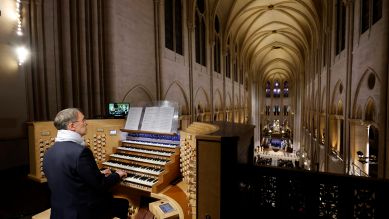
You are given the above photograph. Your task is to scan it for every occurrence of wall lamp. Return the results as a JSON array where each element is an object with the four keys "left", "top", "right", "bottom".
[
  {"left": 356, "top": 151, "right": 377, "bottom": 164},
  {"left": 16, "top": 46, "right": 28, "bottom": 65},
  {"left": 15, "top": 0, "right": 29, "bottom": 65},
  {"left": 16, "top": 0, "right": 23, "bottom": 35}
]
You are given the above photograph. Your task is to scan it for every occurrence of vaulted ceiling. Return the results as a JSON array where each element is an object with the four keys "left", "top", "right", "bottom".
[{"left": 212, "top": 0, "right": 321, "bottom": 86}]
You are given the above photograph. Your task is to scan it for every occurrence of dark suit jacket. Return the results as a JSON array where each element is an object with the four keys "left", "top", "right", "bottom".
[{"left": 43, "top": 141, "right": 121, "bottom": 219}]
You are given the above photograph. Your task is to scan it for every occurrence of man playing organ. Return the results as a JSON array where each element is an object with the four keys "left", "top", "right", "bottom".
[{"left": 43, "top": 108, "right": 129, "bottom": 219}]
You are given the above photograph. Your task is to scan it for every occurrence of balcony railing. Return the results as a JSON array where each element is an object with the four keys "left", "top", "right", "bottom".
[{"left": 235, "top": 164, "right": 389, "bottom": 218}]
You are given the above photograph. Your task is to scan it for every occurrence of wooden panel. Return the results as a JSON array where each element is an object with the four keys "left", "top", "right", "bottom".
[
  {"left": 27, "top": 119, "right": 125, "bottom": 182},
  {"left": 84, "top": 119, "right": 125, "bottom": 165},
  {"left": 197, "top": 139, "right": 221, "bottom": 219},
  {"left": 27, "top": 121, "right": 57, "bottom": 182}
]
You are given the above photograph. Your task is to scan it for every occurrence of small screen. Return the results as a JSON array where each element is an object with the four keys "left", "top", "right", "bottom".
[
  {"left": 107, "top": 103, "right": 129, "bottom": 118},
  {"left": 159, "top": 203, "right": 174, "bottom": 213}
]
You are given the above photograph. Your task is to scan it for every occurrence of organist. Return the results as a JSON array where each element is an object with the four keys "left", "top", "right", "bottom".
[{"left": 43, "top": 108, "right": 130, "bottom": 219}]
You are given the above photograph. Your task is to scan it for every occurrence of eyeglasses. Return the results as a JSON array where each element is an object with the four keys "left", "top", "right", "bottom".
[{"left": 73, "top": 118, "right": 86, "bottom": 124}]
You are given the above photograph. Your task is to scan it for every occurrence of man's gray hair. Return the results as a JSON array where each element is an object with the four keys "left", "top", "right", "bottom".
[{"left": 53, "top": 108, "right": 81, "bottom": 130}]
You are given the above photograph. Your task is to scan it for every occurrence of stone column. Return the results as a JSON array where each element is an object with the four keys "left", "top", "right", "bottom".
[
  {"left": 187, "top": 21, "right": 195, "bottom": 122},
  {"left": 153, "top": 0, "right": 161, "bottom": 100},
  {"left": 344, "top": 0, "right": 354, "bottom": 174}
]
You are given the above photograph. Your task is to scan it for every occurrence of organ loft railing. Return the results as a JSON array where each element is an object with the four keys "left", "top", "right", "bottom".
[{"left": 236, "top": 164, "right": 389, "bottom": 219}]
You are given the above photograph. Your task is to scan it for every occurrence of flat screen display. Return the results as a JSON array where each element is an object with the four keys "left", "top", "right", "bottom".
[
  {"left": 159, "top": 203, "right": 174, "bottom": 213},
  {"left": 107, "top": 102, "right": 130, "bottom": 118}
]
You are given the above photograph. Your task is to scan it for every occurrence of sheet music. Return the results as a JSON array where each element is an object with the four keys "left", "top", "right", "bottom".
[
  {"left": 141, "top": 107, "right": 159, "bottom": 132},
  {"left": 155, "top": 107, "right": 174, "bottom": 133},
  {"left": 124, "top": 107, "right": 143, "bottom": 130},
  {"left": 141, "top": 106, "right": 174, "bottom": 133}
]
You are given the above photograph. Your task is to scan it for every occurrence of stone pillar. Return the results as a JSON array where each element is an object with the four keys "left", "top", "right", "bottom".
[
  {"left": 153, "top": 0, "right": 161, "bottom": 100},
  {"left": 343, "top": 0, "right": 354, "bottom": 174},
  {"left": 187, "top": 21, "right": 195, "bottom": 122}
]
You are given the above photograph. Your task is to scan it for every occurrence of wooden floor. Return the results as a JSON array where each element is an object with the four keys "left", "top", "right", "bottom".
[{"left": 0, "top": 165, "right": 50, "bottom": 219}]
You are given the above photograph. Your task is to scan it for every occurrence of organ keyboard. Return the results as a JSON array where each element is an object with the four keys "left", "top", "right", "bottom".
[{"left": 101, "top": 131, "right": 181, "bottom": 193}]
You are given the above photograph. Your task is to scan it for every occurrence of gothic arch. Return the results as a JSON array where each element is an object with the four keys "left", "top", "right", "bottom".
[
  {"left": 315, "top": 89, "right": 320, "bottom": 111},
  {"left": 331, "top": 80, "right": 343, "bottom": 115},
  {"left": 321, "top": 86, "right": 326, "bottom": 113},
  {"left": 122, "top": 84, "right": 153, "bottom": 103},
  {"left": 194, "top": 86, "right": 210, "bottom": 112},
  {"left": 163, "top": 81, "right": 190, "bottom": 115},
  {"left": 364, "top": 97, "right": 376, "bottom": 123},
  {"left": 235, "top": 94, "right": 240, "bottom": 109},
  {"left": 226, "top": 92, "right": 232, "bottom": 110},
  {"left": 352, "top": 68, "right": 381, "bottom": 118},
  {"left": 337, "top": 100, "right": 343, "bottom": 116},
  {"left": 213, "top": 89, "right": 223, "bottom": 111},
  {"left": 355, "top": 105, "right": 362, "bottom": 120}
]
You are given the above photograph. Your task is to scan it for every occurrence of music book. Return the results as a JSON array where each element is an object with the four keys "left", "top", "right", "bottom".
[
  {"left": 141, "top": 106, "right": 174, "bottom": 133},
  {"left": 124, "top": 107, "right": 143, "bottom": 130},
  {"left": 124, "top": 105, "right": 176, "bottom": 133}
]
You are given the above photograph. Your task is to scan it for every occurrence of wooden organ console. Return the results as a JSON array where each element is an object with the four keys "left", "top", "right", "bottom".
[
  {"left": 180, "top": 122, "right": 255, "bottom": 219},
  {"left": 28, "top": 119, "right": 185, "bottom": 218},
  {"left": 28, "top": 118, "right": 254, "bottom": 219}
]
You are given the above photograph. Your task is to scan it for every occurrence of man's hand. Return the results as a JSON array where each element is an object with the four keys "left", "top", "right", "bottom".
[
  {"left": 116, "top": 169, "right": 127, "bottom": 178},
  {"left": 101, "top": 168, "right": 112, "bottom": 177}
]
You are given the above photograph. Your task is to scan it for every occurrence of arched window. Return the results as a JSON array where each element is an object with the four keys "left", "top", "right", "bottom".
[
  {"left": 265, "top": 105, "right": 270, "bottom": 115},
  {"left": 372, "top": 0, "right": 382, "bottom": 24},
  {"left": 283, "top": 81, "right": 289, "bottom": 97},
  {"left": 361, "top": 0, "right": 370, "bottom": 32},
  {"left": 361, "top": 0, "right": 381, "bottom": 34},
  {"left": 225, "top": 48, "right": 231, "bottom": 78},
  {"left": 213, "top": 15, "right": 221, "bottom": 73},
  {"left": 273, "top": 80, "right": 281, "bottom": 98},
  {"left": 233, "top": 45, "right": 238, "bottom": 82},
  {"left": 273, "top": 105, "right": 280, "bottom": 116},
  {"left": 265, "top": 81, "right": 271, "bottom": 97},
  {"left": 335, "top": 0, "right": 346, "bottom": 54},
  {"left": 284, "top": 105, "right": 289, "bottom": 116},
  {"left": 164, "top": 0, "right": 183, "bottom": 55},
  {"left": 240, "top": 67, "right": 244, "bottom": 85},
  {"left": 195, "top": 0, "right": 206, "bottom": 66}
]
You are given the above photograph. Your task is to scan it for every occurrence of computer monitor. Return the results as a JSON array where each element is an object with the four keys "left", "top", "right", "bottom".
[{"left": 107, "top": 102, "right": 130, "bottom": 118}]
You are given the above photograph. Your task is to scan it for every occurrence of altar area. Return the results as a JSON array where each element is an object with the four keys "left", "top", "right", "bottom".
[{"left": 255, "top": 119, "right": 298, "bottom": 168}]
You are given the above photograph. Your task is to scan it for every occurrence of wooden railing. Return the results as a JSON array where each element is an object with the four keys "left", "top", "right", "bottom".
[{"left": 234, "top": 164, "right": 389, "bottom": 218}]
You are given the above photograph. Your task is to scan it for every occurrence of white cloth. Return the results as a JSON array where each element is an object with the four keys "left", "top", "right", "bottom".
[{"left": 55, "top": 130, "right": 85, "bottom": 146}]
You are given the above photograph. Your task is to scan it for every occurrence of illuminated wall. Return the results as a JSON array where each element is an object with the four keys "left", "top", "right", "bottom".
[{"left": 0, "top": 0, "right": 29, "bottom": 169}]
